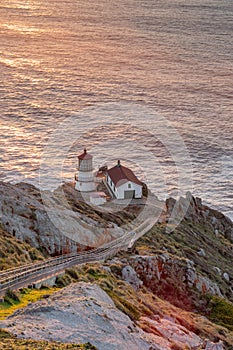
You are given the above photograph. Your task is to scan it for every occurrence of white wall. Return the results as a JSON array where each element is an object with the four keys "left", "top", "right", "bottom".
[
  {"left": 78, "top": 170, "right": 95, "bottom": 182},
  {"left": 75, "top": 181, "right": 96, "bottom": 192},
  {"left": 75, "top": 170, "right": 96, "bottom": 192},
  {"left": 106, "top": 175, "right": 142, "bottom": 199},
  {"left": 107, "top": 174, "right": 116, "bottom": 196},
  {"left": 117, "top": 182, "right": 142, "bottom": 199}
]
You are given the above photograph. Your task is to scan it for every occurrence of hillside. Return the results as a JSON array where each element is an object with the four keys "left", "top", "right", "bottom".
[
  {"left": 0, "top": 183, "right": 232, "bottom": 349},
  {"left": 0, "top": 226, "right": 44, "bottom": 270},
  {"left": 133, "top": 219, "right": 233, "bottom": 308},
  {"left": 0, "top": 181, "right": 142, "bottom": 255}
]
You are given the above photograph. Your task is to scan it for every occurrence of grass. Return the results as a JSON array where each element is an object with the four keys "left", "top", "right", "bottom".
[
  {"left": 0, "top": 227, "right": 44, "bottom": 270},
  {"left": 206, "top": 296, "right": 233, "bottom": 331},
  {"left": 0, "top": 287, "right": 59, "bottom": 320},
  {"left": 0, "top": 329, "right": 97, "bottom": 349},
  {"left": 71, "top": 263, "right": 233, "bottom": 347},
  {"left": 134, "top": 220, "right": 233, "bottom": 304},
  {"left": 0, "top": 209, "right": 232, "bottom": 348},
  {"left": 0, "top": 263, "right": 232, "bottom": 348}
]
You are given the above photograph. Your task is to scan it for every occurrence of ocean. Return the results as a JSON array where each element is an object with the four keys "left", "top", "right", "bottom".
[{"left": 0, "top": 0, "right": 232, "bottom": 219}]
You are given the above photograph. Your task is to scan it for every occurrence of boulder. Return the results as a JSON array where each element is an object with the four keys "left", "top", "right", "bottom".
[
  {"left": 203, "top": 339, "right": 224, "bottom": 350},
  {"left": 223, "top": 272, "right": 230, "bottom": 283},
  {"left": 198, "top": 248, "right": 206, "bottom": 257},
  {"left": 139, "top": 316, "right": 202, "bottom": 349},
  {"left": 213, "top": 267, "right": 222, "bottom": 275},
  {"left": 122, "top": 265, "right": 143, "bottom": 290},
  {"left": 0, "top": 283, "right": 166, "bottom": 350}
]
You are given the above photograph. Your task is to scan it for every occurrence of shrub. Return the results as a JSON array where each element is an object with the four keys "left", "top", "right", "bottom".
[
  {"left": 99, "top": 278, "right": 113, "bottom": 291},
  {"left": 0, "top": 329, "right": 12, "bottom": 339},
  {"left": 55, "top": 275, "right": 72, "bottom": 287},
  {"left": 207, "top": 295, "right": 233, "bottom": 331},
  {"left": 4, "top": 289, "right": 20, "bottom": 304},
  {"left": 66, "top": 268, "right": 79, "bottom": 280}
]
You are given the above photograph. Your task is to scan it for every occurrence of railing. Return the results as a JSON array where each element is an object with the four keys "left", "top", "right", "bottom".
[{"left": 0, "top": 220, "right": 153, "bottom": 296}]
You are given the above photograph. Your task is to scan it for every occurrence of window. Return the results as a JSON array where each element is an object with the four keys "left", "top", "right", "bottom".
[{"left": 128, "top": 183, "right": 131, "bottom": 188}]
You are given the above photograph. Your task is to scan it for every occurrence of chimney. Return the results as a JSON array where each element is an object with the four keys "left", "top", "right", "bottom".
[{"left": 117, "top": 160, "right": 121, "bottom": 167}]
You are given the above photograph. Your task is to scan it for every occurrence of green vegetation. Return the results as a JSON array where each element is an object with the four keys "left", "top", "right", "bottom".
[
  {"left": 0, "top": 259, "right": 232, "bottom": 348},
  {"left": 0, "top": 329, "right": 97, "bottom": 349},
  {"left": 0, "top": 287, "right": 59, "bottom": 320},
  {"left": 3, "top": 288, "right": 20, "bottom": 305},
  {"left": 60, "top": 265, "right": 144, "bottom": 321},
  {"left": 206, "top": 296, "right": 233, "bottom": 331},
  {"left": 0, "top": 197, "right": 233, "bottom": 349},
  {"left": 135, "top": 220, "right": 233, "bottom": 303},
  {"left": 57, "top": 263, "right": 233, "bottom": 348},
  {"left": 55, "top": 273, "right": 73, "bottom": 287},
  {"left": 0, "top": 227, "right": 44, "bottom": 270}
]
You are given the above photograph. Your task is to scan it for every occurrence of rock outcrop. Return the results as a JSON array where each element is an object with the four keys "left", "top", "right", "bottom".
[
  {"left": 166, "top": 192, "right": 233, "bottom": 243},
  {"left": 0, "top": 182, "right": 125, "bottom": 255},
  {"left": 1, "top": 180, "right": 232, "bottom": 259},
  {"left": 0, "top": 282, "right": 224, "bottom": 350},
  {"left": 129, "top": 254, "right": 222, "bottom": 304},
  {"left": 0, "top": 182, "right": 232, "bottom": 349},
  {"left": 121, "top": 265, "right": 143, "bottom": 290},
  {"left": 0, "top": 283, "right": 158, "bottom": 350}
]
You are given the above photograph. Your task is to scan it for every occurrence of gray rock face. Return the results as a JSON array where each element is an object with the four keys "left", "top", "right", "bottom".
[
  {"left": 0, "top": 182, "right": 124, "bottom": 255},
  {"left": 129, "top": 254, "right": 222, "bottom": 303},
  {"left": 0, "top": 283, "right": 157, "bottom": 350},
  {"left": 122, "top": 265, "right": 143, "bottom": 290},
  {"left": 0, "top": 282, "right": 223, "bottom": 350},
  {"left": 203, "top": 339, "right": 224, "bottom": 350}
]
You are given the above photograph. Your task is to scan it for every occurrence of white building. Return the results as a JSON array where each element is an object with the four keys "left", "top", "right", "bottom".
[
  {"left": 106, "top": 160, "right": 143, "bottom": 200},
  {"left": 75, "top": 148, "right": 96, "bottom": 192}
]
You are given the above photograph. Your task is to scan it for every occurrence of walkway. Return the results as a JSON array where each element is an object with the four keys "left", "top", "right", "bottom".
[{"left": 0, "top": 217, "right": 156, "bottom": 297}]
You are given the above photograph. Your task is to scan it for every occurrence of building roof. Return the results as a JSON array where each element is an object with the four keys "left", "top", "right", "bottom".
[
  {"left": 78, "top": 148, "right": 93, "bottom": 160},
  {"left": 107, "top": 160, "right": 143, "bottom": 187}
]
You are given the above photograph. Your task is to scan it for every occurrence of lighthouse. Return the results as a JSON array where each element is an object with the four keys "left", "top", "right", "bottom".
[{"left": 75, "top": 148, "right": 96, "bottom": 192}]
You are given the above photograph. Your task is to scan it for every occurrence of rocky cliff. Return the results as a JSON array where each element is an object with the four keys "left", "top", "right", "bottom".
[
  {"left": 165, "top": 192, "right": 233, "bottom": 243},
  {"left": 0, "top": 281, "right": 227, "bottom": 350},
  {"left": 0, "top": 182, "right": 232, "bottom": 349},
  {"left": 0, "top": 181, "right": 135, "bottom": 255}
]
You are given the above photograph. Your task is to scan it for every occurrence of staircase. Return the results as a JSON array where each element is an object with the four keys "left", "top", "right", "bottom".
[{"left": 0, "top": 219, "right": 155, "bottom": 296}]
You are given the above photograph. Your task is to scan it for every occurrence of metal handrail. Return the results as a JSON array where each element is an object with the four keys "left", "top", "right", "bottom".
[{"left": 0, "top": 220, "right": 153, "bottom": 295}]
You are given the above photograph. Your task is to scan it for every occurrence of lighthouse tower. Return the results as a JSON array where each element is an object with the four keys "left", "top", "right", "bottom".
[{"left": 75, "top": 148, "right": 96, "bottom": 192}]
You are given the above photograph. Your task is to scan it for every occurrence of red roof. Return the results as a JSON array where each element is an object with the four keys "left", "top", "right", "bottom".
[
  {"left": 107, "top": 161, "right": 142, "bottom": 187},
  {"left": 78, "top": 148, "right": 93, "bottom": 160}
]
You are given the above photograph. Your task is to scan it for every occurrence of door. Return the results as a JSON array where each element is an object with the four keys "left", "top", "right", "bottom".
[{"left": 124, "top": 190, "right": 135, "bottom": 199}]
